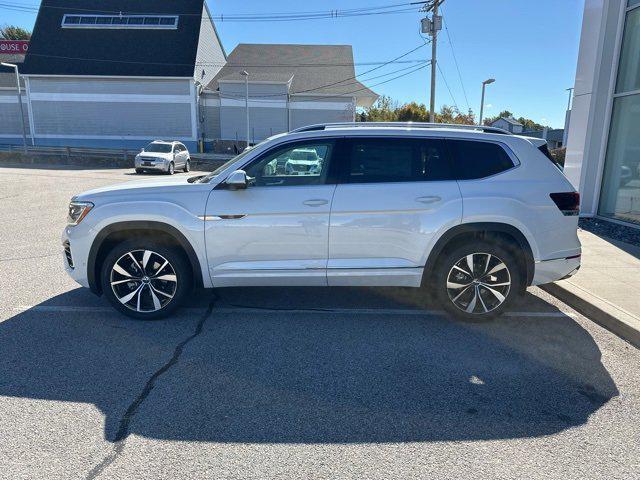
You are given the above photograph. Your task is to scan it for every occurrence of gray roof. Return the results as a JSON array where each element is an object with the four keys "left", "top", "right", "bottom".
[
  {"left": 206, "top": 44, "right": 378, "bottom": 105},
  {"left": 218, "top": 71, "right": 294, "bottom": 83},
  {"left": 492, "top": 117, "right": 523, "bottom": 126}
]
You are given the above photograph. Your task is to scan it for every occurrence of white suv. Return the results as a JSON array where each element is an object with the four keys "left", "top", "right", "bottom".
[
  {"left": 134, "top": 140, "right": 191, "bottom": 175},
  {"left": 63, "top": 123, "right": 581, "bottom": 320}
]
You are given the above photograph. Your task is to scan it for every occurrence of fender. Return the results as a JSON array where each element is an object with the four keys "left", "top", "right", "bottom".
[
  {"left": 87, "top": 220, "right": 205, "bottom": 294},
  {"left": 423, "top": 222, "right": 536, "bottom": 286}
]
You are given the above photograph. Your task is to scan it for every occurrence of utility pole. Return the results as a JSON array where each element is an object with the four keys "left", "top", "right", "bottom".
[
  {"left": 429, "top": 0, "right": 440, "bottom": 122},
  {"left": 419, "top": 0, "right": 443, "bottom": 122}
]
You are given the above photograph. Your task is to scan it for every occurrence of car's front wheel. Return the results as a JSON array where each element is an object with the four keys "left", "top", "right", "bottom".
[
  {"left": 135, "top": 168, "right": 144, "bottom": 174},
  {"left": 167, "top": 162, "right": 175, "bottom": 175},
  {"left": 184, "top": 159, "right": 191, "bottom": 172},
  {"left": 100, "top": 240, "right": 191, "bottom": 319},
  {"left": 435, "top": 240, "right": 522, "bottom": 321}
]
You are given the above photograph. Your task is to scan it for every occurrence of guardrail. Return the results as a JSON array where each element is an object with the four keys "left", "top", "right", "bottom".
[
  {"left": 0, "top": 144, "right": 139, "bottom": 160},
  {"left": 0, "top": 144, "right": 234, "bottom": 170}
]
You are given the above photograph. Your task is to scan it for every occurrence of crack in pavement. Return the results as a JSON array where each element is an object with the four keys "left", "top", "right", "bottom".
[
  {"left": 84, "top": 297, "right": 217, "bottom": 480},
  {"left": 0, "top": 252, "right": 59, "bottom": 263}
]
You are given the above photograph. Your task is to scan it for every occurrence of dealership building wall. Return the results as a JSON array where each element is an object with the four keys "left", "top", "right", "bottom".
[{"left": 565, "top": 0, "right": 640, "bottom": 226}]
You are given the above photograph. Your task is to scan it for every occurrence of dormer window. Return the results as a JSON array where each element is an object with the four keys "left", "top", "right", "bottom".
[{"left": 61, "top": 14, "right": 179, "bottom": 30}]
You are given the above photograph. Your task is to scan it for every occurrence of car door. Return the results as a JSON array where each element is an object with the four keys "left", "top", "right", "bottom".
[
  {"left": 327, "top": 136, "right": 462, "bottom": 287},
  {"left": 204, "top": 139, "right": 338, "bottom": 287}
]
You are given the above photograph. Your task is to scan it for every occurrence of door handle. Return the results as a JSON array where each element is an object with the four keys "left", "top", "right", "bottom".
[
  {"left": 303, "top": 199, "right": 328, "bottom": 207},
  {"left": 416, "top": 196, "right": 442, "bottom": 204}
]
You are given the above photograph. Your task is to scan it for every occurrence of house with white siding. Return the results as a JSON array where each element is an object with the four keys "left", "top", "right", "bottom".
[
  {"left": 14, "top": 0, "right": 225, "bottom": 151},
  {"left": 202, "top": 44, "right": 379, "bottom": 148}
]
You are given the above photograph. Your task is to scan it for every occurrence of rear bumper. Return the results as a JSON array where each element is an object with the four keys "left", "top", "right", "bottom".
[{"left": 531, "top": 256, "right": 581, "bottom": 286}]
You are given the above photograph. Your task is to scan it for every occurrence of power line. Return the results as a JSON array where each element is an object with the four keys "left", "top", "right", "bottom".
[
  {"left": 440, "top": 6, "right": 470, "bottom": 111},
  {"left": 22, "top": 43, "right": 429, "bottom": 98},
  {"left": 436, "top": 60, "right": 459, "bottom": 111},
  {"left": 218, "top": 61, "right": 430, "bottom": 102},
  {"left": 0, "top": 1, "right": 421, "bottom": 21}
]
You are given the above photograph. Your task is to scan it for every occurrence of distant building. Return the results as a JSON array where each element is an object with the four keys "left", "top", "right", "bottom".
[
  {"left": 521, "top": 128, "right": 565, "bottom": 149},
  {"left": 11, "top": 0, "right": 224, "bottom": 150},
  {"left": 489, "top": 117, "right": 524, "bottom": 134},
  {"left": 202, "top": 43, "right": 378, "bottom": 148},
  {"left": 565, "top": 0, "right": 640, "bottom": 227}
]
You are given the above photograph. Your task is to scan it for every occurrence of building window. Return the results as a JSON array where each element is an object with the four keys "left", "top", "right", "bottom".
[
  {"left": 61, "top": 14, "right": 179, "bottom": 30},
  {"left": 599, "top": 4, "right": 640, "bottom": 224}
]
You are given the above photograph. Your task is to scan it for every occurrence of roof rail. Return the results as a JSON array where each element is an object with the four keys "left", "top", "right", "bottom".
[{"left": 290, "top": 122, "right": 511, "bottom": 135}]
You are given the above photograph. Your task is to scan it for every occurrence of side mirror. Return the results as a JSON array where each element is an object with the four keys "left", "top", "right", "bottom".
[
  {"left": 140, "top": 148, "right": 144, "bottom": 152},
  {"left": 225, "top": 170, "right": 249, "bottom": 190}
]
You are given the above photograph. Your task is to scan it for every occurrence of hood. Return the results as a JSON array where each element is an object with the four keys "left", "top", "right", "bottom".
[{"left": 74, "top": 175, "right": 195, "bottom": 200}]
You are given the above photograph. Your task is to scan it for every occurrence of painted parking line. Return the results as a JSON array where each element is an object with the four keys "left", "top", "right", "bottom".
[{"left": 13, "top": 305, "right": 577, "bottom": 318}]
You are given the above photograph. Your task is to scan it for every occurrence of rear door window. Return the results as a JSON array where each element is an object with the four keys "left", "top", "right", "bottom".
[
  {"left": 339, "top": 137, "right": 453, "bottom": 183},
  {"left": 447, "top": 140, "right": 516, "bottom": 180}
]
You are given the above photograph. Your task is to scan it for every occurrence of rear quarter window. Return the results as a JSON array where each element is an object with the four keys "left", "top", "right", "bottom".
[{"left": 447, "top": 140, "right": 516, "bottom": 180}]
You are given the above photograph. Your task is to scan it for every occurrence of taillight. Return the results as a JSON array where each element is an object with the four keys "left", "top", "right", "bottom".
[{"left": 550, "top": 192, "right": 580, "bottom": 216}]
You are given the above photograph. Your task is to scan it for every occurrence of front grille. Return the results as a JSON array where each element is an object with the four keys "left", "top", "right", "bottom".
[{"left": 63, "top": 240, "right": 74, "bottom": 268}]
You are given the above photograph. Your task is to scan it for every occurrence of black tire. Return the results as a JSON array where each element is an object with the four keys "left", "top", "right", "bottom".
[
  {"left": 184, "top": 159, "right": 191, "bottom": 172},
  {"left": 434, "top": 240, "right": 522, "bottom": 321},
  {"left": 167, "top": 162, "right": 175, "bottom": 175},
  {"left": 135, "top": 168, "right": 144, "bottom": 174},
  {"left": 100, "top": 239, "right": 192, "bottom": 320}
]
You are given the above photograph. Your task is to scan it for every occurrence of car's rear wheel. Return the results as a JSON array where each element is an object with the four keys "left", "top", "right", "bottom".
[
  {"left": 184, "top": 159, "right": 191, "bottom": 172},
  {"left": 100, "top": 240, "right": 191, "bottom": 320},
  {"left": 435, "top": 240, "right": 522, "bottom": 321}
]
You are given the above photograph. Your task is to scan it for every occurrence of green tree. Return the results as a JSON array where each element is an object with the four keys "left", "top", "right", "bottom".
[
  {"left": 0, "top": 25, "right": 31, "bottom": 40},
  {"left": 358, "top": 95, "right": 399, "bottom": 122},
  {"left": 359, "top": 97, "right": 476, "bottom": 125},
  {"left": 396, "top": 102, "right": 429, "bottom": 122}
]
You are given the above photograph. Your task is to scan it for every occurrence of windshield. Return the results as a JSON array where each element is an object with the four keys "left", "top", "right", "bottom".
[
  {"left": 196, "top": 148, "right": 256, "bottom": 183},
  {"left": 144, "top": 143, "right": 172, "bottom": 153}
]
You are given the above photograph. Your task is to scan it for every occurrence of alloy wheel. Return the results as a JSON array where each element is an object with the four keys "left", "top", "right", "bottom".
[
  {"left": 184, "top": 160, "right": 191, "bottom": 172},
  {"left": 446, "top": 252, "right": 511, "bottom": 314},
  {"left": 110, "top": 249, "right": 177, "bottom": 313}
]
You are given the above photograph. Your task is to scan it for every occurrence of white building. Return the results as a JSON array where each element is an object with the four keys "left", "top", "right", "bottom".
[{"left": 565, "top": 0, "right": 640, "bottom": 226}]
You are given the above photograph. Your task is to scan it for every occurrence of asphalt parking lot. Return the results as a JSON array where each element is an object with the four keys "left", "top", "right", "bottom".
[{"left": 0, "top": 164, "right": 639, "bottom": 480}]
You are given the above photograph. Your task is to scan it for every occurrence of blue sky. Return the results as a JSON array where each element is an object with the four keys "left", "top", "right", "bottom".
[{"left": 3, "top": 0, "right": 584, "bottom": 127}]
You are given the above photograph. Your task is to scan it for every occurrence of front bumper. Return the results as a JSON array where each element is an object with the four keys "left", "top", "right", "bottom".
[
  {"left": 61, "top": 227, "right": 90, "bottom": 288},
  {"left": 531, "top": 255, "right": 581, "bottom": 286},
  {"left": 135, "top": 158, "right": 169, "bottom": 171}
]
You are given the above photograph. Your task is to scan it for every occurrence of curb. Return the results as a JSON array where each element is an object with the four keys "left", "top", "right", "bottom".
[{"left": 540, "top": 282, "right": 640, "bottom": 349}]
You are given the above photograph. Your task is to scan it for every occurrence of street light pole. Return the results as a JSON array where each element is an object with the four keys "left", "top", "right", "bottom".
[
  {"left": 478, "top": 78, "right": 495, "bottom": 126},
  {"left": 1, "top": 62, "right": 28, "bottom": 152},
  {"left": 240, "top": 70, "right": 250, "bottom": 149}
]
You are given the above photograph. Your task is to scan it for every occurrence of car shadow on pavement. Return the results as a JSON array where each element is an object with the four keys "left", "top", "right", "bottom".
[{"left": 0, "top": 287, "right": 618, "bottom": 444}]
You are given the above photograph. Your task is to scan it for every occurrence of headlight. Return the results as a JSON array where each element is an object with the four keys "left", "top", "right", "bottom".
[{"left": 67, "top": 201, "right": 94, "bottom": 225}]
